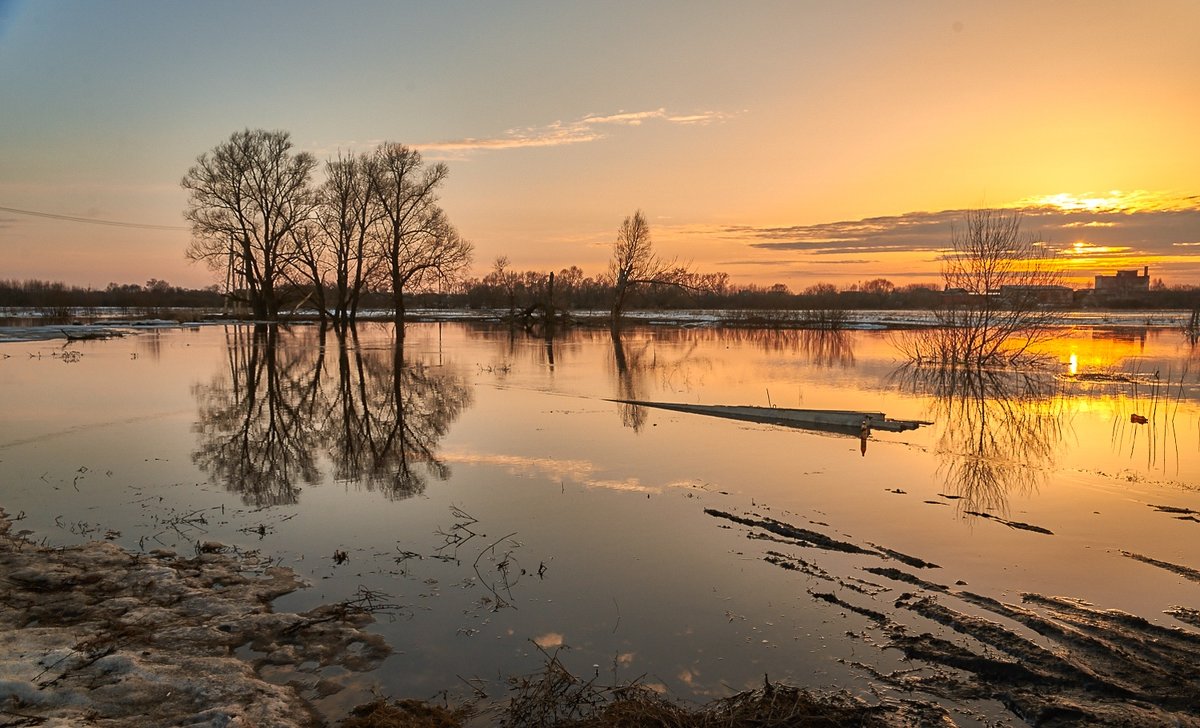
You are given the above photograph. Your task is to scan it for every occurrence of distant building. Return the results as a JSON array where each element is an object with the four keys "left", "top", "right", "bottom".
[{"left": 1095, "top": 267, "right": 1150, "bottom": 297}]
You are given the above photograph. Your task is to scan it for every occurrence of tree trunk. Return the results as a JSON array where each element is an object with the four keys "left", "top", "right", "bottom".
[
  {"left": 252, "top": 291, "right": 269, "bottom": 320},
  {"left": 392, "top": 286, "right": 405, "bottom": 338}
]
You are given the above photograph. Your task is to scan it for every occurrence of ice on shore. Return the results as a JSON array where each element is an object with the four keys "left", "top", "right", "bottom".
[{"left": 0, "top": 508, "right": 389, "bottom": 727}]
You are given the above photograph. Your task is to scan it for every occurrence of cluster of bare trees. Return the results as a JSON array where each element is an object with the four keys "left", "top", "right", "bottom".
[
  {"left": 179, "top": 142, "right": 1070, "bottom": 355},
  {"left": 0, "top": 278, "right": 224, "bottom": 313},
  {"left": 182, "top": 129, "right": 471, "bottom": 329}
]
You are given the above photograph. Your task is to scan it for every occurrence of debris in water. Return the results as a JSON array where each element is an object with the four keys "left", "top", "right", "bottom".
[{"left": 963, "top": 510, "right": 1054, "bottom": 535}]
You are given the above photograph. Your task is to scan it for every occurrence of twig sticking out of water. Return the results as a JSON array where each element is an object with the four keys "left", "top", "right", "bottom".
[
  {"left": 282, "top": 586, "right": 403, "bottom": 636},
  {"left": 473, "top": 531, "right": 520, "bottom": 611}
]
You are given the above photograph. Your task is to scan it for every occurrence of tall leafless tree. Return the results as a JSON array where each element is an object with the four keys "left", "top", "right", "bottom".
[
  {"left": 315, "top": 151, "right": 382, "bottom": 326},
  {"left": 608, "top": 209, "right": 693, "bottom": 323},
  {"left": 287, "top": 220, "right": 328, "bottom": 320},
  {"left": 182, "top": 129, "right": 317, "bottom": 319},
  {"left": 900, "top": 209, "right": 1062, "bottom": 366},
  {"left": 371, "top": 143, "right": 472, "bottom": 333}
]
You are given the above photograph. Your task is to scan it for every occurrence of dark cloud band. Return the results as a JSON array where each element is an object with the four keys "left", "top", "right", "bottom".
[{"left": 728, "top": 203, "right": 1200, "bottom": 259}]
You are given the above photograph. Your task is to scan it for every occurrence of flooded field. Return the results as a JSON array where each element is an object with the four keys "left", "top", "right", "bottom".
[{"left": 2, "top": 321, "right": 1199, "bottom": 724}]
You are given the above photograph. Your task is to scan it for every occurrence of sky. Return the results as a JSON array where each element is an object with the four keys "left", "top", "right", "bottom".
[{"left": 1, "top": 0, "right": 1199, "bottom": 291}]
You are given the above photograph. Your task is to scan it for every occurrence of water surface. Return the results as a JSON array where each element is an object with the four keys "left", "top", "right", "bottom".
[{"left": 2, "top": 321, "right": 1198, "bottom": 720}]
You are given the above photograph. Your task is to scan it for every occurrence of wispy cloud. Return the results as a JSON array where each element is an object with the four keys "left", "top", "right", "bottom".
[{"left": 415, "top": 108, "right": 731, "bottom": 158}]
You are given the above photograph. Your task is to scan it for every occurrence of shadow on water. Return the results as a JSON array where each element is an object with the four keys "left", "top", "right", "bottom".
[
  {"left": 191, "top": 324, "right": 472, "bottom": 506},
  {"left": 892, "top": 364, "right": 1067, "bottom": 516}
]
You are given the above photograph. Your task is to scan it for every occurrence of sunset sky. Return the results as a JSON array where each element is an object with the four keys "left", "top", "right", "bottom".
[{"left": 2, "top": 1, "right": 1198, "bottom": 291}]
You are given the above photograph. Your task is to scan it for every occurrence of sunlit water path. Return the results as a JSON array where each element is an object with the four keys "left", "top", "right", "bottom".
[{"left": 2, "top": 322, "right": 1198, "bottom": 722}]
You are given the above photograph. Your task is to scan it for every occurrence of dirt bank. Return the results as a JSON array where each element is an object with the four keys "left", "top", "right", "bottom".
[{"left": 0, "top": 507, "right": 389, "bottom": 727}]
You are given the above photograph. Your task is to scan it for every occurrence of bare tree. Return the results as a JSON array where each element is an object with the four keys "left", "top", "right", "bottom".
[
  {"left": 607, "top": 210, "right": 693, "bottom": 323},
  {"left": 371, "top": 143, "right": 472, "bottom": 333},
  {"left": 286, "top": 220, "right": 329, "bottom": 320},
  {"left": 900, "top": 210, "right": 1062, "bottom": 366},
  {"left": 182, "top": 129, "right": 317, "bottom": 319},
  {"left": 485, "top": 256, "right": 521, "bottom": 314},
  {"left": 859, "top": 278, "right": 895, "bottom": 296},
  {"left": 315, "top": 152, "right": 382, "bottom": 326}
]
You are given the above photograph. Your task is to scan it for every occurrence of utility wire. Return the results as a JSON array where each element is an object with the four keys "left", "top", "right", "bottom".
[{"left": 0, "top": 205, "right": 189, "bottom": 231}]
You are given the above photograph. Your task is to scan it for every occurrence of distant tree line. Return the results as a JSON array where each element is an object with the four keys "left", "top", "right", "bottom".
[
  {"left": 6, "top": 273, "right": 1198, "bottom": 319},
  {"left": 455, "top": 269, "right": 1200, "bottom": 312},
  {"left": 458, "top": 268, "right": 946, "bottom": 312},
  {"left": 0, "top": 278, "right": 223, "bottom": 314}
]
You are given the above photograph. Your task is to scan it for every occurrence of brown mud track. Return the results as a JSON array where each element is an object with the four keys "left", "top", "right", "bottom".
[
  {"left": 0, "top": 508, "right": 389, "bottom": 727},
  {"left": 1121, "top": 550, "right": 1200, "bottom": 582},
  {"left": 713, "top": 506, "right": 1200, "bottom": 726}
]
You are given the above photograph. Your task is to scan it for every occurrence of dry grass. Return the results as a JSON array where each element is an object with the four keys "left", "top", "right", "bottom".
[
  {"left": 342, "top": 650, "right": 944, "bottom": 727},
  {"left": 533, "top": 677, "right": 911, "bottom": 728},
  {"left": 340, "top": 698, "right": 468, "bottom": 728}
]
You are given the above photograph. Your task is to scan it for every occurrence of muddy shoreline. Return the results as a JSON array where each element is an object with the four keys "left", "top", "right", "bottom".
[
  {"left": 0, "top": 505, "right": 950, "bottom": 728},
  {"left": 710, "top": 506, "right": 1200, "bottom": 727},
  {"left": 0, "top": 507, "right": 388, "bottom": 727},
  {"left": 7, "top": 495, "right": 1200, "bottom": 726}
]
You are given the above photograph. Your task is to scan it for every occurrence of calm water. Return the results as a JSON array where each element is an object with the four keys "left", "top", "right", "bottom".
[{"left": 2, "top": 322, "right": 1199, "bottom": 719}]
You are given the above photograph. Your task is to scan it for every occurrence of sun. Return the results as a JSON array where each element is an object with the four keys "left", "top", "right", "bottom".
[
  {"left": 1064, "top": 241, "right": 1127, "bottom": 257},
  {"left": 1035, "top": 193, "right": 1125, "bottom": 212},
  {"left": 1013, "top": 190, "right": 1189, "bottom": 214}
]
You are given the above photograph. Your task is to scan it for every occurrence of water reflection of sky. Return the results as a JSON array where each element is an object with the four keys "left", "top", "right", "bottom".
[{"left": 1, "top": 322, "right": 1198, "bottom": 720}]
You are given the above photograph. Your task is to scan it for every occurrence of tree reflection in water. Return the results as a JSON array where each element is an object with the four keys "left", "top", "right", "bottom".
[
  {"left": 329, "top": 326, "right": 473, "bottom": 498},
  {"left": 717, "top": 328, "right": 856, "bottom": 369},
  {"left": 796, "top": 329, "right": 856, "bottom": 369},
  {"left": 608, "top": 328, "right": 707, "bottom": 432},
  {"left": 893, "top": 365, "right": 1067, "bottom": 515},
  {"left": 192, "top": 325, "right": 471, "bottom": 506},
  {"left": 610, "top": 328, "right": 649, "bottom": 431},
  {"left": 192, "top": 325, "right": 324, "bottom": 506}
]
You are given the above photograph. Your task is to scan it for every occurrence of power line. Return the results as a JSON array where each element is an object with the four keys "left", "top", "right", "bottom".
[{"left": 0, "top": 205, "right": 189, "bottom": 231}]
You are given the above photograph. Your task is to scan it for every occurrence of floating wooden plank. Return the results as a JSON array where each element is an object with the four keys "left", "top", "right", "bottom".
[{"left": 608, "top": 400, "right": 931, "bottom": 433}]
